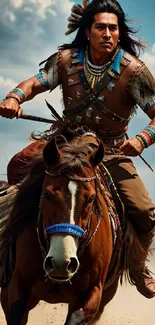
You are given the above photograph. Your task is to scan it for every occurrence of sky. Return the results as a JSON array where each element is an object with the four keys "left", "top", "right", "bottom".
[{"left": 0, "top": 0, "right": 155, "bottom": 201}]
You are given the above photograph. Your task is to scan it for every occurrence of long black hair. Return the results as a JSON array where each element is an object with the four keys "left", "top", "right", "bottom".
[{"left": 61, "top": 0, "right": 146, "bottom": 57}]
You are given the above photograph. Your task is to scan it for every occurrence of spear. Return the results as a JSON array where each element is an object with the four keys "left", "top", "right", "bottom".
[
  {"left": 138, "top": 154, "right": 154, "bottom": 172},
  {"left": 19, "top": 101, "right": 61, "bottom": 124},
  {"left": 20, "top": 113, "right": 56, "bottom": 124}
]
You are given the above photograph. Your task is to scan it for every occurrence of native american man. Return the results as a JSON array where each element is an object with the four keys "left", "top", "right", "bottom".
[{"left": 0, "top": 0, "right": 155, "bottom": 298}]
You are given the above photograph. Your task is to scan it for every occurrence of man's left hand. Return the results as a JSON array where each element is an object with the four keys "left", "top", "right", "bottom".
[{"left": 119, "top": 137, "right": 144, "bottom": 156}]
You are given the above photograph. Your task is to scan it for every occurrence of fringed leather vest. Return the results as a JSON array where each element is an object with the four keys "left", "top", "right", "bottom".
[{"left": 60, "top": 48, "right": 144, "bottom": 136}]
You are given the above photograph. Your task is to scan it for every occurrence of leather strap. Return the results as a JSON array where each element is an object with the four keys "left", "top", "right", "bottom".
[{"left": 63, "top": 49, "right": 131, "bottom": 125}]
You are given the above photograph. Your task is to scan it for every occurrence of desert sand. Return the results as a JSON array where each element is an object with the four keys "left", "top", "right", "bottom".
[{"left": 0, "top": 283, "right": 155, "bottom": 324}]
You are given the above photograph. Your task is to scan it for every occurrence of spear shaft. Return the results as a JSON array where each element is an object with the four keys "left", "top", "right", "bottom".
[
  {"left": 20, "top": 113, "right": 55, "bottom": 124},
  {"left": 19, "top": 117, "right": 154, "bottom": 172},
  {"left": 138, "top": 154, "right": 154, "bottom": 172}
]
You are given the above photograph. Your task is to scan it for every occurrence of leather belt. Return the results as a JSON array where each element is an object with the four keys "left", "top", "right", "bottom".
[{"left": 98, "top": 133, "right": 126, "bottom": 146}]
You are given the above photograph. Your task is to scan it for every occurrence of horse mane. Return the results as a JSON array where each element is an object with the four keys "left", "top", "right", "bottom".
[
  {"left": 0, "top": 144, "right": 45, "bottom": 259},
  {"left": 48, "top": 137, "right": 97, "bottom": 175},
  {"left": 0, "top": 130, "right": 98, "bottom": 262}
]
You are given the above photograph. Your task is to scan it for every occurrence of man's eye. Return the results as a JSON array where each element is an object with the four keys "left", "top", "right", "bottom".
[{"left": 110, "top": 26, "right": 117, "bottom": 31}]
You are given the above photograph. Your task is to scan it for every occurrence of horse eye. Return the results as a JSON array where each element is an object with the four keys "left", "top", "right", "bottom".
[
  {"left": 44, "top": 192, "right": 51, "bottom": 201},
  {"left": 88, "top": 195, "right": 95, "bottom": 204}
]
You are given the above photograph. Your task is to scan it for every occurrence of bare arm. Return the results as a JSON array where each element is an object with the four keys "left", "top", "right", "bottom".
[{"left": 0, "top": 76, "right": 47, "bottom": 119}]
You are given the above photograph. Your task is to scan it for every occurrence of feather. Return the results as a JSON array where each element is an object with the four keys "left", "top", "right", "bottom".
[
  {"left": 68, "top": 12, "right": 82, "bottom": 21},
  {"left": 68, "top": 17, "right": 77, "bottom": 23},
  {"left": 67, "top": 22, "right": 78, "bottom": 29},
  {"left": 65, "top": 2, "right": 88, "bottom": 36},
  {"left": 45, "top": 100, "right": 62, "bottom": 121},
  {"left": 65, "top": 28, "right": 76, "bottom": 36},
  {"left": 71, "top": 4, "right": 83, "bottom": 15}
]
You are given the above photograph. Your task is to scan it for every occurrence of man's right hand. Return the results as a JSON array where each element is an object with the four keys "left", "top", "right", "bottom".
[{"left": 0, "top": 98, "right": 23, "bottom": 119}]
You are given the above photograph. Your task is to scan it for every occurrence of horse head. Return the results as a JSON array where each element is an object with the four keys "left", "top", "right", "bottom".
[{"left": 41, "top": 134, "right": 104, "bottom": 283}]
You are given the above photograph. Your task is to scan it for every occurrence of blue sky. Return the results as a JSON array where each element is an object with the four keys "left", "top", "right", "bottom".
[
  {"left": 0, "top": 0, "right": 155, "bottom": 200},
  {"left": 119, "top": 0, "right": 155, "bottom": 48}
]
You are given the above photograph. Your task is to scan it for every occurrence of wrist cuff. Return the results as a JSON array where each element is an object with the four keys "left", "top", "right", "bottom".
[
  {"left": 136, "top": 125, "right": 155, "bottom": 148},
  {"left": 6, "top": 87, "right": 26, "bottom": 104}
]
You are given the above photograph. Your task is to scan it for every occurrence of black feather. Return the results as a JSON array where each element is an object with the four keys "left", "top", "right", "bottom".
[{"left": 45, "top": 100, "right": 62, "bottom": 121}]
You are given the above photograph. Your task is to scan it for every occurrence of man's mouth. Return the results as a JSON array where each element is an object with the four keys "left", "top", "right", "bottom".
[{"left": 100, "top": 41, "right": 112, "bottom": 45}]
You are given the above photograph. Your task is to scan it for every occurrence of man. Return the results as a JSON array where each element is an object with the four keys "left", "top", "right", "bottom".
[{"left": 0, "top": 0, "right": 155, "bottom": 298}]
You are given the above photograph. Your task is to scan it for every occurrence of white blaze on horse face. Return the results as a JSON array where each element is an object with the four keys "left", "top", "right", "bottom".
[
  {"left": 43, "top": 181, "right": 80, "bottom": 280},
  {"left": 68, "top": 181, "right": 78, "bottom": 224}
]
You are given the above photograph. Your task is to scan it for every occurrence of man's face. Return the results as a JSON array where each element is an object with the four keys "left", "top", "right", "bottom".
[{"left": 86, "top": 12, "right": 119, "bottom": 56}]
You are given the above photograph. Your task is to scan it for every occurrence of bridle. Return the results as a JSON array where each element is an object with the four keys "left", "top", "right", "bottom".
[
  {"left": 37, "top": 169, "right": 102, "bottom": 258},
  {"left": 45, "top": 170, "right": 97, "bottom": 183}
]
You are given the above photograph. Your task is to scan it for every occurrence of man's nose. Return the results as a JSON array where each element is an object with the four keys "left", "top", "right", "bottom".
[{"left": 103, "top": 28, "right": 111, "bottom": 39}]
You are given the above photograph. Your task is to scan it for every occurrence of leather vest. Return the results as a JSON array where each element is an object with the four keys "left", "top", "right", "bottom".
[{"left": 60, "top": 48, "right": 144, "bottom": 136}]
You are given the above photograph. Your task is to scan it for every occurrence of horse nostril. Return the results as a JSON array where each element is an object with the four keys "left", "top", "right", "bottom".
[
  {"left": 67, "top": 257, "right": 79, "bottom": 273},
  {"left": 44, "top": 256, "right": 54, "bottom": 274}
]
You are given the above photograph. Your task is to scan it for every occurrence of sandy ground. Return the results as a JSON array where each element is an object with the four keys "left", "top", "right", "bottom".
[
  {"left": 0, "top": 247, "right": 155, "bottom": 324},
  {"left": 0, "top": 282, "right": 155, "bottom": 325}
]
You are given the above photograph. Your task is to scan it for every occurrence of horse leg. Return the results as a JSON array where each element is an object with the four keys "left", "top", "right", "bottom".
[
  {"left": 1, "top": 282, "right": 29, "bottom": 325},
  {"left": 1, "top": 284, "right": 9, "bottom": 323},
  {"left": 6, "top": 271, "right": 29, "bottom": 325},
  {"left": 64, "top": 309, "right": 85, "bottom": 325},
  {"left": 94, "top": 277, "right": 119, "bottom": 323},
  {"left": 20, "top": 298, "right": 39, "bottom": 325},
  {"left": 7, "top": 299, "right": 27, "bottom": 325},
  {"left": 65, "top": 284, "right": 103, "bottom": 325},
  {"left": 20, "top": 298, "right": 40, "bottom": 325}
]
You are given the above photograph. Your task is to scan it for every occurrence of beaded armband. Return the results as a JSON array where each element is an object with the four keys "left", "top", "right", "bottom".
[
  {"left": 35, "top": 69, "right": 49, "bottom": 90},
  {"left": 136, "top": 125, "right": 155, "bottom": 148},
  {"left": 5, "top": 88, "right": 26, "bottom": 104}
]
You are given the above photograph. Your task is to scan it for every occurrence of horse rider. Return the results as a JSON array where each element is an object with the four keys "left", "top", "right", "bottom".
[{"left": 0, "top": 0, "right": 155, "bottom": 298}]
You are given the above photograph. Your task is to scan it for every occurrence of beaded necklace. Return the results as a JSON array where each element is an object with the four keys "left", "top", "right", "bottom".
[{"left": 84, "top": 46, "right": 120, "bottom": 89}]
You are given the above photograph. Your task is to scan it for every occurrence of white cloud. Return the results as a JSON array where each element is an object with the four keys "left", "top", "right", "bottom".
[
  {"left": 0, "top": 76, "right": 17, "bottom": 91},
  {"left": 9, "top": 0, "right": 56, "bottom": 19},
  {"left": 29, "top": 0, "right": 56, "bottom": 19},
  {"left": 152, "top": 43, "right": 155, "bottom": 54},
  {"left": 5, "top": 7, "right": 16, "bottom": 22},
  {"left": 23, "top": 6, "right": 33, "bottom": 13},
  {"left": 0, "top": 0, "right": 75, "bottom": 88},
  {"left": 141, "top": 45, "right": 155, "bottom": 77},
  {"left": 10, "top": 0, "right": 23, "bottom": 9},
  {"left": 56, "top": 0, "right": 74, "bottom": 13},
  {"left": 47, "top": 8, "right": 57, "bottom": 17},
  {"left": 8, "top": 0, "right": 74, "bottom": 20}
]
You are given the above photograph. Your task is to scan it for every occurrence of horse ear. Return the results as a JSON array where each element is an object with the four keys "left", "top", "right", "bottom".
[
  {"left": 43, "top": 138, "right": 62, "bottom": 166},
  {"left": 89, "top": 141, "right": 104, "bottom": 167}
]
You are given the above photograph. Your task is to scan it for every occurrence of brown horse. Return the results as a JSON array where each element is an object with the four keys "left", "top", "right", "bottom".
[{"left": 0, "top": 131, "right": 142, "bottom": 325}]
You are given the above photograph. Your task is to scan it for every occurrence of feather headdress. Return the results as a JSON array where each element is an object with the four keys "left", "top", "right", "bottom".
[{"left": 65, "top": 1, "right": 89, "bottom": 35}]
